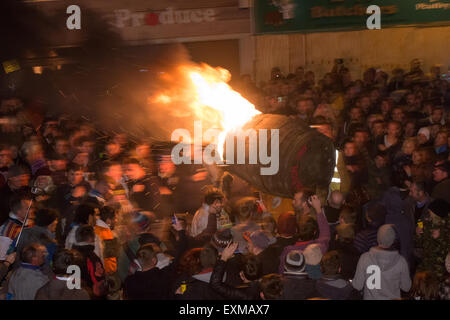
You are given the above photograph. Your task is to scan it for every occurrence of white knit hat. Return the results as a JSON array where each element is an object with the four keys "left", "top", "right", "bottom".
[{"left": 303, "top": 244, "right": 323, "bottom": 265}]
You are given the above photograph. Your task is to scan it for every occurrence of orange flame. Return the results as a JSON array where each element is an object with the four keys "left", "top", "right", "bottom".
[{"left": 153, "top": 63, "right": 260, "bottom": 158}]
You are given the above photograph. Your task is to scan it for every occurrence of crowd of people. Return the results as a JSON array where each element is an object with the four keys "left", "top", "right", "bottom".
[{"left": 0, "top": 58, "right": 449, "bottom": 300}]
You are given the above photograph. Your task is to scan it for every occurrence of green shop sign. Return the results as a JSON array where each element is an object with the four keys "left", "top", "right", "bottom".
[{"left": 254, "top": 0, "right": 450, "bottom": 34}]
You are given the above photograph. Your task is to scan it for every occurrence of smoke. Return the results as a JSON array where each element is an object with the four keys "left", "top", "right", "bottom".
[{"left": 1, "top": 0, "right": 226, "bottom": 144}]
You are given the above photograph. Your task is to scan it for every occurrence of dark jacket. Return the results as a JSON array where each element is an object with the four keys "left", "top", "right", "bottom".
[
  {"left": 35, "top": 278, "right": 90, "bottom": 300},
  {"left": 72, "top": 244, "right": 106, "bottom": 298},
  {"left": 381, "top": 187, "right": 415, "bottom": 268},
  {"left": 316, "top": 275, "right": 361, "bottom": 300},
  {"left": 124, "top": 265, "right": 175, "bottom": 300},
  {"left": 174, "top": 271, "right": 224, "bottom": 300},
  {"left": 330, "top": 240, "right": 361, "bottom": 280},
  {"left": 210, "top": 260, "right": 260, "bottom": 300},
  {"left": 281, "top": 273, "right": 319, "bottom": 300},
  {"left": 353, "top": 222, "right": 381, "bottom": 254},
  {"left": 123, "top": 230, "right": 187, "bottom": 300},
  {"left": 257, "top": 245, "right": 283, "bottom": 276}
]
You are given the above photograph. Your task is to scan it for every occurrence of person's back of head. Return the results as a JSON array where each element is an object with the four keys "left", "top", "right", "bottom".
[
  {"left": 52, "top": 249, "right": 82, "bottom": 276},
  {"left": 277, "top": 211, "right": 298, "bottom": 238},
  {"left": 177, "top": 248, "right": 203, "bottom": 277},
  {"left": 410, "top": 271, "right": 439, "bottom": 300},
  {"left": 335, "top": 223, "right": 355, "bottom": 245},
  {"left": 297, "top": 215, "right": 319, "bottom": 241},
  {"left": 366, "top": 202, "right": 387, "bottom": 227},
  {"left": 339, "top": 206, "right": 358, "bottom": 225},
  {"left": 136, "top": 244, "right": 158, "bottom": 270},
  {"left": 21, "top": 243, "right": 46, "bottom": 265},
  {"left": 259, "top": 274, "right": 283, "bottom": 300},
  {"left": 99, "top": 206, "right": 115, "bottom": 223},
  {"left": 75, "top": 225, "right": 95, "bottom": 244},
  {"left": 240, "top": 254, "right": 262, "bottom": 281},
  {"left": 200, "top": 245, "right": 217, "bottom": 270},
  {"left": 328, "top": 190, "right": 345, "bottom": 209},
  {"left": 74, "top": 204, "right": 96, "bottom": 225},
  {"left": 34, "top": 208, "right": 58, "bottom": 228},
  {"left": 320, "top": 250, "right": 341, "bottom": 276},
  {"left": 9, "top": 193, "right": 32, "bottom": 215}
]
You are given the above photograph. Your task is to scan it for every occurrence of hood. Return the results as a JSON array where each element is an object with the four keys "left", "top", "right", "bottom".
[
  {"left": 367, "top": 247, "right": 400, "bottom": 272},
  {"left": 320, "top": 276, "right": 350, "bottom": 289},
  {"left": 381, "top": 187, "right": 405, "bottom": 217},
  {"left": 192, "top": 271, "right": 213, "bottom": 283}
]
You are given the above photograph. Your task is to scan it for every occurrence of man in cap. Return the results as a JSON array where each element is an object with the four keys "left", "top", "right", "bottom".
[{"left": 352, "top": 224, "right": 411, "bottom": 300}]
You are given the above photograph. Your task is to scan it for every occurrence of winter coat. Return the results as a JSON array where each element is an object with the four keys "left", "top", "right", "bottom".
[
  {"left": 431, "top": 178, "right": 450, "bottom": 202},
  {"left": 123, "top": 265, "right": 175, "bottom": 300},
  {"left": 94, "top": 219, "right": 118, "bottom": 275},
  {"left": 352, "top": 247, "right": 411, "bottom": 300},
  {"left": 281, "top": 273, "right": 319, "bottom": 300},
  {"left": 381, "top": 187, "right": 415, "bottom": 268},
  {"left": 330, "top": 240, "right": 361, "bottom": 280},
  {"left": 35, "top": 277, "right": 90, "bottom": 300},
  {"left": 210, "top": 260, "right": 260, "bottom": 300},
  {"left": 174, "top": 270, "right": 224, "bottom": 300},
  {"left": 316, "top": 275, "right": 361, "bottom": 300},
  {"left": 353, "top": 222, "right": 381, "bottom": 254},
  {"left": 72, "top": 244, "right": 106, "bottom": 298},
  {"left": 7, "top": 263, "right": 49, "bottom": 300}
]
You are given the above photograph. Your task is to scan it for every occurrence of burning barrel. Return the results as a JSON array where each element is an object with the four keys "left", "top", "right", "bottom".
[{"left": 224, "top": 114, "right": 335, "bottom": 199}]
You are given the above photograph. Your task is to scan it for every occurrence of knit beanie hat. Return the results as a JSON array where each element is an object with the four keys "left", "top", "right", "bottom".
[
  {"left": 211, "top": 228, "right": 233, "bottom": 250},
  {"left": 418, "top": 127, "right": 430, "bottom": 141},
  {"left": 377, "top": 224, "right": 397, "bottom": 248},
  {"left": 284, "top": 250, "right": 306, "bottom": 273},
  {"left": 303, "top": 244, "right": 323, "bottom": 266},
  {"left": 277, "top": 211, "right": 298, "bottom": 237},
  {"left": 428, "top": 199, "right": 450, "bottom": 218}
]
